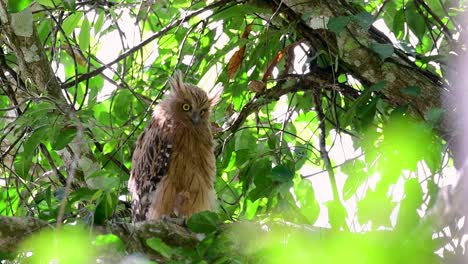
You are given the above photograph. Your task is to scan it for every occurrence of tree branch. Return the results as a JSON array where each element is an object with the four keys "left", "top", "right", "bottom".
[{"left": 215, "top": 72, "right": 358, "bottom": 156}]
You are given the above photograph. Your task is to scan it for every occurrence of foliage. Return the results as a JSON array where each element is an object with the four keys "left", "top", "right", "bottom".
[{"left": 0, "top": 0, "right": 465, "bottom": 262}]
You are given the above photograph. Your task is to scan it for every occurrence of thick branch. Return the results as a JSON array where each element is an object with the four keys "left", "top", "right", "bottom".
[
  {"left": 276, "top": 0, "right": 447, "bottom": 118},
  {"left": 0, "top": 2, "right": 63, "bottom": 100}
]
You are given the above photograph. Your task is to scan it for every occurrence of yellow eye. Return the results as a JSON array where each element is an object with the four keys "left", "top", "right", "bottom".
[{"left": 182, "top": 103, "right": 191, "bottom": 111}]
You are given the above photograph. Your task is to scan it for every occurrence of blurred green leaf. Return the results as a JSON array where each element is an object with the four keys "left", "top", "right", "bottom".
[
  {"left": 146, "top": 237, "right": 174, "bottom": 258},
  {"left": 393, "top": 9, "right": 405, "bottom": 37},
  {"left": 327, "top": 16, "right": 351, "bottom": 34},
  {"left": 294, "top": 179, "right": 320, "bottom": 224},
  {"left": 62, "top": 0, "right": 76, "bottom": 10},
  {"left": 341, "top": 159, "right": 368, "bottom": 200},
  {"left": 36, "top": 0, "right": 55, "bottom": 7},
  {"left": 79, "top": 17, "right": 91, "bottom": 51},
  {"left": 62, "top": 12, "right": 82, "bottom": 36},
  {"left": 406, "top": 7, "right": 426, "bottom": 40},
  {"left": 425, "top": 107, "right": 445, "bottom": 126},
  {"left": 94, "top": 11, "right": 105, "bottom": 33},
  {"left": 52, "top": 127, "right": 77, "bottom": 150},
  {"left": 234, "top": 129, "right": 257, "bottom": 152},
  {"left": 270, "top": 164, "right": 294, "bottom": 183},
  {"left": 19, "top": 226, "right": 95, "bottom": 264},
  {"left": 371, "top": 43, "right": 394, "bottom": 60},
  {"left": 353, "top": 12, "right": 374, "bottom": 30},
  {"left": 94, "top": 192, "right": 117, "bottom": 224},
  {"left": 7, "top": 0, "right": 33, "bottom": 13},
  {"left": 370, "top": 81, "right": 387, "bottom": 91},
  {"left": 95, "top": 234, "right": 125, "bottom": 252},
  {"left": 187, "top": 211, "right": 220, "bottom": 233},
  {"left": 400, "top": 86, "right": 421, "bottom": 96}
]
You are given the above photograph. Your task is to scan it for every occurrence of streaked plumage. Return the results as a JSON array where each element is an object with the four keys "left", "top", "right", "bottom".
[{"left": 128, "top": 71, "right": 222, "bottom": 222}]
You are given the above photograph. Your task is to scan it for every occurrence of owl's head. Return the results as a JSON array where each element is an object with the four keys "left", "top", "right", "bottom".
[{"left": 164, "top": 71, "right": 222, "bottom": 126}]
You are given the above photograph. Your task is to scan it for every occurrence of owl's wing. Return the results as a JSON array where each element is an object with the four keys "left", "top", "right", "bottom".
[{"left": 128, "top": 120, "right": 171, "bottom": 222}]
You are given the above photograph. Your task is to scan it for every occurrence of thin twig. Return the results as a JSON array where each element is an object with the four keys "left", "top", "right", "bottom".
[
  {"left": 56, "top": 109, "right": 84, "bottom": 227},
  {"left": 312, "top": 88, "right": 340, "bottom": 201}
]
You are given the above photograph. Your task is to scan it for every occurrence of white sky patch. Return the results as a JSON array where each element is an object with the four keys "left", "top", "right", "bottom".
[
  {"left": 95, "top": 10, "right": 142, "bottom": 101},
  {"left": 373, "top": 19, "right": 398, "bottom": 44},
  {"left": 292, "top": 43, "right": 310, "bottom": 74},
  {"left": 198, "top": 63, "right": 223, "bottom": 92}
]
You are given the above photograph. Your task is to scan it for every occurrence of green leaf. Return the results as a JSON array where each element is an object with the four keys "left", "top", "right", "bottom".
[
  {"left": 187, "top": 211, "right": 220, "bottom": 233},
  {"left": 86, "top": 173, "right": 120, "bottom": 191},
  {"left": 370, "top": 80, "right": 387, "bottom": 91},
  {"left": 270, "top": 164, "right": 294, "bottom": 183},
  {"left": 62, "top": 12, "right": 82, "bottom": 36},
  {"left": 94, "top": 11, "right": 105, "bottom": 34},
  {"left": 211, "top": 4, "right": 270, "bottom": 21},
  {"left": 79, "top": 17, "right": 91, "bottom": 51},
  {"left": 146, "top": 237, "right": 173, "bottom": 258},
  {"left": 356, "top": 96, "right": 379, "bottom": 128},
  {"left": 247, "top": 158, "right": 274, "bottom": 201},
  {"left": 69, "top": 187, "right": 98, "bottom": 203},
  {"left": 406, "top": 8, "right": 426, "bottom": 40},
  {"left": 7, "top": 0, "right": 33, "bottom": 13},
  {"left": 14, "top": 153, "right": 32, "bottom": 179},
  {"left": 94, "top": 192, "right": 117, "bottom": 224},
  {"left": 392, "top": 9, "right": 405, "bottom": 37},
  {"left": 103, "top": 140, "right": 117, "bottom": 155},
  {"left": 24, "top": 126, "right": 49, "bottom": 154},
  {"left": 327, "top": 16, "right": 351, "bottom": 34},
  {"left": 234, "top": 129, "right": 257, "bottom": 152},
  {"left": 341, "top": 88, "right": 373, "bottom": 127},
  {"left": 353, "top": 12, "right": 374, "bottom": 30},
  {"left": 113, "top": 90, "right": 132, "bottom": 121},
  {"left": 371, "top": 43, "right": 394, "bottom": 60},
  {"left": 396, "top": 178, "right": 423, "bottom": 231},
  {"left": 294, "top": 179, "right": 320, "bottom": 224},
  {"left": 301, "top": 12, "right": 313, "bottom": 21},
  {"left": 337, "top": 74, "right": 347, "bottom": 83},
  {"left": 341, "top": 159, "right": 368, "bottom": 200},
  {"left": 36, "top": 0, "right": 55, "bottom": 7},
  {"left": 401, "top": 86, "right": 421, "bottom": 96},
  {"left": 62, "top": 0, "right": 76, "bottom": 10},
  {"left": 52, "top": 127, "right": 77, "bottom": 150},
  {"left": 425, "top": 107, "right": 445, "bottom": 126},
  {"left": 95, "top": 234, "right": 125, "bottom": 253}
]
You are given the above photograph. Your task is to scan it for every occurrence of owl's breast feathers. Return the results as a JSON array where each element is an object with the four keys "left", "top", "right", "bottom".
[{"left": 129, "top": 113, "right": 216, "bottom": 222}]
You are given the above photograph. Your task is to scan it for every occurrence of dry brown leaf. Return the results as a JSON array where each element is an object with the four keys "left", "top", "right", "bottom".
[
  {"left": 262, "top": 51, "right": 283, "bottom": 81},
  {"left": 227, "top": 24, "right": 253, "bottom": 80},
  {"left": 248, "top": 80, "right": 266, "bottom": 93},
  {"left": 262, "top": 39, "right": 306, "bottom": 81},
  {"left": 227, "top": 47, "right": 245, "bottom": 80}
]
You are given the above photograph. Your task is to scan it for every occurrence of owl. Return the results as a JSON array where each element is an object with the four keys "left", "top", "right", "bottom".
[{"left": 128, "top": 71, "right": 222, "bottom": 222}]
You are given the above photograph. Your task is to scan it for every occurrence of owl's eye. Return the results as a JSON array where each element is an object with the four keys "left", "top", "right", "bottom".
[{"left": 182, "top": 103, "right": 191, "bottom": 111}]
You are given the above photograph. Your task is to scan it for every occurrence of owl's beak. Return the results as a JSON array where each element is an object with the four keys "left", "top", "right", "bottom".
[{"left": 191, "top": 112, "right": 200, "bottom": 125}]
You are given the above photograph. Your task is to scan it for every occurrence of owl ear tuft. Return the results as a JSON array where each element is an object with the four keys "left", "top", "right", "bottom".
[
  {"left": 168, "top": 70, "right": 185, "bottom": 94},
  {"left": 208, "top": 83, "right": 223, "bottom": 106}
]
